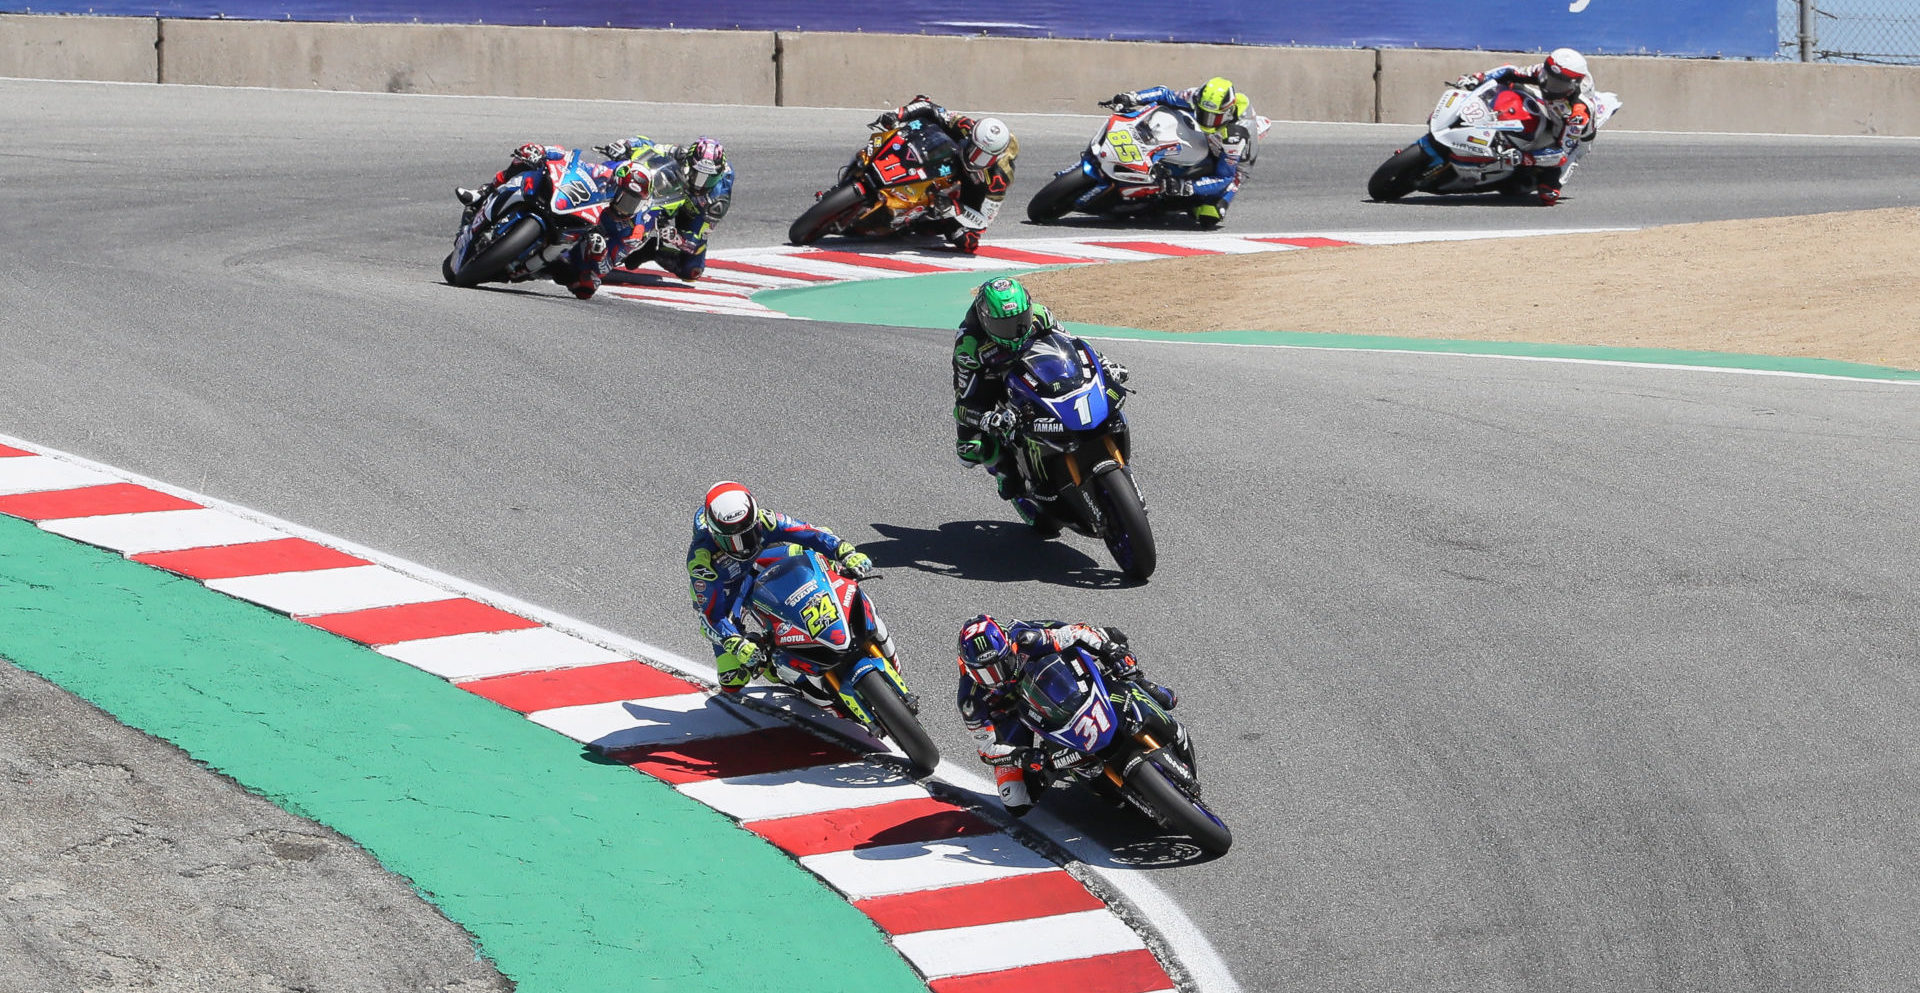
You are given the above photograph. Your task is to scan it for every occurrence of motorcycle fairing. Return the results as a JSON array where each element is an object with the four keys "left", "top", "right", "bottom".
[
  {"left": 747, "top": 548, "right": 853, "bottom": 654},
  {"left": 1019, "top": 652, "right": 1120, "bottom": 754},
  {"left": 546, "top": 150, "right": 613, "bottom": 220},
  {"left": 1009, "top": 333, "right": 1111, "bottom": 431}
]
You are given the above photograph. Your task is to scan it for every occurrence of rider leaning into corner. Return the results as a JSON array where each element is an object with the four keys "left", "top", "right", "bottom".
[
  {"left": 595, "top": 135, "right": 734, "bottom": 280},
  {"left": 861, "top": 95, "right": 1016, "bottom": 253},
  {"left": 1104, "top": 76, "right": 1259, "bottom": 226},
  {"left": 952, "top": 277, "right": 1129, "bottom": 529},
  {"left": 456, "top": 142, "right": 652, "bottom": 299},
  {"left": 686, "top": 481, "right": 885, "bottom": 694},
  {"left": 956, "top": 614, "right": 1178, "bottom": 816},
  {"left": 1452, "top": 48, "right": 1602, "bottom": 205}
]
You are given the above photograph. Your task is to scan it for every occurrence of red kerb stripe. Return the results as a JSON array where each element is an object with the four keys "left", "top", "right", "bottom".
[
  {"left": 929, "top": 949, "right": 1172, "bottom": 993},
  {"left": 704, "top": 258, "right": 837, "bottom": 282},
  {"left": 799, "top": 250, "right": 956, "bottom": 274},
  {"left": 303, "top": 598, "right": 539, "bottom": 645},
  {"left": 618, "top": 725, "right": 858, "bottom": 784},
  {"left": 0, "top": 444, "right": 33, "bottom": 457},
  {"left": 1084, "top": 241, "right": 1222, "bottom": 257},
  {"left": 0, "top": 483, "right": 202, "bottom": 521},
  {"left": 1251, "top": 236, "right": 1356, "bottom": 249},
  {"left": 462, "top": 660, "right": 700, "bottom": 713},
  {"left": 746, "top": 796, "right": 997, "bottom": 858},
  {"left": 969, "top": 244, "right": 1097, "bottom": 265},
  {"left": 133, "top": 537, "right": 370, "bottom": 580},
  {"left": 855, "top": 870, "right": 1104, "bottom": 935}
]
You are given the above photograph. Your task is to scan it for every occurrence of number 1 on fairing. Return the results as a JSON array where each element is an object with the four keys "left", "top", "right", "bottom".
[{"left": 1074, "top": 393, "right": 1091, "bottom": 423}]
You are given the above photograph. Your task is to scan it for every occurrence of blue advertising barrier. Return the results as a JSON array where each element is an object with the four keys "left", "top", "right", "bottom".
[{"left": 2, "top": 0, "right": 1778, "bottom": 58}]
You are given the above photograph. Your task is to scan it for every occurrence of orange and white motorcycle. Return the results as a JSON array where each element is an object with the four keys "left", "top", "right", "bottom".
[{"left": 788, "top": 119, "right": 972, "bottom": 246}]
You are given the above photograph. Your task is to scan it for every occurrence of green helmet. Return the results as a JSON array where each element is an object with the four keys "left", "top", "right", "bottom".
[
  {"left": 1196, "top": 77, "right": 1238, "bottom": 129},
  {"left": 974, "top": 277, "right": 1036, "bottom": 349}
]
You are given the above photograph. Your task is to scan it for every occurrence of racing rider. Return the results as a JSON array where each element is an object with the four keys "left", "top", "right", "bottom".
[
  {"left": 868, "top": 95, "right": 1016, "bottom": 253},
  {"left": 956, "top": 614, "right": 1176, "bottom": 816},
  {"left": 595, "top": 135, "right": 734, "bottom": 281},
  {"left": 687, "top": 481, "right": 883, "bottom": 694},
  {"left": 455, "top": 142, "right": 652, "bottom": 299},
  {"left": 1451, "top": 48, "right": 1600, "bottom": 205},
  {"left": 951, "top": 277, "right": 1129, "bottom": 530},
  {"left": 1104, "top": 77, "right": 1258, "bottom": 226}
]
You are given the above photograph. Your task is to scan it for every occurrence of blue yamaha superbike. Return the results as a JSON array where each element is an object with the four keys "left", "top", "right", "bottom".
[
  {"left": 1015, "top": 646, "right": 1229, "bottom": 855},
  {"left": 736, "top": 544, "right": 939, "bottom": 773},
  {"left": 987, "top": 330, "right": 1156, "bottom": 581}
]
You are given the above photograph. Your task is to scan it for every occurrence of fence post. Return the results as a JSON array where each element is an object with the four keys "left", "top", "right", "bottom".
[{"left": 1798, "top": 0, "right": 1815, "bottom": 61}]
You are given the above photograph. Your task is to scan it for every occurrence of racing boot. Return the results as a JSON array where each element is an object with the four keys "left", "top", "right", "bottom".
[
  {"left": 1139, "top": 678, "right": 1179, "bottom": 711},
  {"left": 995, "top": 764, "right": 1034, "bottom": 818},
  {"left": 1536, "top": 184, "right": 1563, "bottom": 206},
  {"left": 568, "top": 233, "right": 609, "bottom": 300},
  {"left": 1193, "top": 201, "right": 1225, "bottom": 228},
  {"left": 455, "top": 185, "right": 490, "bottom": 207}
]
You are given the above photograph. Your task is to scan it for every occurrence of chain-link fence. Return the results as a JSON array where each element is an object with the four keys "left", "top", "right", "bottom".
[{"left": 1779, "top": 0, "right": 1920, "bottom": 63}]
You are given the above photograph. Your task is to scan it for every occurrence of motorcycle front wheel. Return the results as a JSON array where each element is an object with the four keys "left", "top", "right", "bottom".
[
  {"left": 452, "top": 217, "right": 543, "bottom": 287},
  {"left": 1367, "top": 142, "right": 1432, "bottom": 202},
  {"left": 1027, "top": 169, "right": 1097, "bottom": 223},
  {"left": 789, "top": 184, "right": 866, "bottom": 246},
  {"left": 855, "top": 669, "right": 939, "bottom": 775},
  {"left": 1125, "top": 754, "right": 1232, "bottom": 856},
  {"left": 1095, "top": 467, "right": 1156, "bottom": 582}
]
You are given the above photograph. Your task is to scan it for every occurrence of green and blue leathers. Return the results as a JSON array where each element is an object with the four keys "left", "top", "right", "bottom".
[
  {"left": 605, "top": 135, "right": 735, "bottom": 281},
  {"left": 687, "top": 508, "right": 858, "bottom": 691}
]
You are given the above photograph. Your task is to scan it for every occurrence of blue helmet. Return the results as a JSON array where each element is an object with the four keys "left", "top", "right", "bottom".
[{"left": 958, "top": 614, "right": 1015, "bottom": 688}]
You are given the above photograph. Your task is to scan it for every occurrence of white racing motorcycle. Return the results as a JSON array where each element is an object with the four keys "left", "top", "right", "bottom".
[
  {"left": 1367, "top": 77, "right": 1622, "bottom": 203},
  {"left": 1027, "top": 101, "right": 1271, "bottom": 223}
]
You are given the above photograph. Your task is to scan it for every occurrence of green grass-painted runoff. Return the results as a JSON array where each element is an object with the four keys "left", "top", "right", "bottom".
[
  {"left": 0, "top": 513, "right": 927, "bottom": 993},
  {"left": 755, "top": 268, "right": 1920, "bottom": 382}
]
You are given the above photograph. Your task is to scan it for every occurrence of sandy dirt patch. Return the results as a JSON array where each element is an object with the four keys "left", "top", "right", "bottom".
[{"left": 1023, "top": 208, "right": 1920, "bottom": 372}]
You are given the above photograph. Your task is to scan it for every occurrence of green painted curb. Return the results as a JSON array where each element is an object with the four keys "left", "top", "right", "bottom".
[
  {"left": 0, "top": 513, "right": 926, "bottom": 993},
  {"left": 754, "top": 269, "right": 1920, "bottom": 383}
]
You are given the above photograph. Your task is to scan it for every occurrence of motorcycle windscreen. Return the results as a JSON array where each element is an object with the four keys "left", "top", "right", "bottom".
[
  {"left": 747, "top": 552, "right": 851, "bottom": 651},
  {"left": 639, "top": 151, "right": 689, "bottom": 208},
  {"left": 1011, "top": 335, "right": 1111, "bottom": 429},
  {"left": 1017, "top": 655, "right": 1095, "bottom": 732}
]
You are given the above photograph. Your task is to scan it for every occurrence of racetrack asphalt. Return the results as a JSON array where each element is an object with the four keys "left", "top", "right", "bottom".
[{"left": 7, "top": 78, "right": 1920, "bottom": 992}]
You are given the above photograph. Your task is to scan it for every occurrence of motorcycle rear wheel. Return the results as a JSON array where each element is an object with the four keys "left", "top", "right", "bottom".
[
  {"left": 1367, "top": 143, "right": 1431, "bottom": 202},
  {"left": 452, "top": 217, "right": 543, "bottom": 287},
  {"left": 1096, "top": 467, "right": 1156, "bottom": 582},
  {"left": 789, "top": 184, "right": 865, "bottom": 246},
  {"left": 1125, "top": 755, "right": 1232, "bottom": 856},
  {"left": 1027, "top": 169, "right": 1097, "bottom": 223},
  {"left": 855, "top": 669, "right": 939, "bottom": 775}
]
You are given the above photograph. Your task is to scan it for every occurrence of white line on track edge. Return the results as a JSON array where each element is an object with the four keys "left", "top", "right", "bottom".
[{"left": 0, "top": 430, "right": 1244, "bottom": 993}]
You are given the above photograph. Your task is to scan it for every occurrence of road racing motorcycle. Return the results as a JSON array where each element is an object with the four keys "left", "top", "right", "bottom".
[
  {"left": 1367, "top": 77, "right": 1622, "bottom": 202},
  {"left": 594, "top": 141, "right": 700, "bottom": 275},
  {"left": 986, "top": 330, "right": 1156, "bottom": 582},
  {"left": 1027, "top": 101, "right": 1270, "bottom": 223},
  {"left": 442, "top": 149, "right": 664, "bottom": 287},
  {"left": 1010, "top": 644, "right": 1228, "bottom": 855},
  {"left": 738, "top": 543, "right": 939, "bottom": 773},
  {"left": 788, "top": 119, "right": 968, "bottom": 246}
]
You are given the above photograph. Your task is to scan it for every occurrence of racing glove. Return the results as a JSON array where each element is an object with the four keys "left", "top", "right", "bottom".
[
  {"left": 871, "top": 110, "right": 899, "bottom": 130},
  {"left": 595, "top": 139, "right": 632, "bottom": 160},
  {"left": 1099, "top": 357, "right": 1129, "bottom": 386},
  {"left": 836, "top": 547, "right": 874, "bottom": 579},
  {"left": 979, "top": 406, "right": 1020, "bottom": 439},
  {"left": 1160, "top": 177, "right": 1196, "bottom": 198},
  {"left": 512, "top": 142, "right": 546, "bottom": 166},
  {"left": 1451, "top": 72, "right": 1484, "bottom": 90},
  {"left": 1101, "top": 93, "right": 1137, "bottom": 109},
  {"left": 1565, "top": 106, "right": 1592, "bottom": 142},
  {"left": 716, "top": 636, "right": 760, "bottom": 693}
]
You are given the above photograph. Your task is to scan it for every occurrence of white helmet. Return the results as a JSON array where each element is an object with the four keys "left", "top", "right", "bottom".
[
  {"left": 965, "top": 117, "right": 1011, "bottom": 170},
  {"left": 1542, "top": 48, "right": 1589, "bottom": 98},
  {"left": 702, "top": 481, "right": 761, "bottom": 560}
]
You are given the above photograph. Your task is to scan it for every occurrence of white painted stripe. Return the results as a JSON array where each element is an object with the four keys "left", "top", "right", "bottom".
[
  {"left": 529, "top": 693, "right": 779, "bottom": 751},
  {"left": 892, "top": 908, "right": 1147, "bottom": 979},
  {"left": 602, "top": 292, "right": 799, "bottom": 319},
  {"left": 678, "top": 761, "right": 925, "bottom": 820},
  {"left": 1184, "top": 236, "right": 1302, "bottom": 254},
  {"left": 1007, "top": 240, "right": 1172, "bottom": 261},
  {"left": 880, "top": 250, "right": 1036, "bottom": 272},
  {"left": 205, "top": 564, "right": 450, "bottom": 617},
  {"left": 798, "top": 832, "right": 1057, "bottom": 900},
  {"left": 723, "top": 252, "right": 923, "bottom": 280},
  {"left": 0, "top": 456, "right": 118, "bottom": 495},
  {"left": 604, "top": 282, "right": 754, "bottom": 301},
  {"left": 690, "top": 265, "right": 818, "bottom": 289},
  {"left": 378, "top": 626, "right": 630, "bottom": 681},
  {"left": 39, "top": 509, "right": 286, "bottom": 554}
]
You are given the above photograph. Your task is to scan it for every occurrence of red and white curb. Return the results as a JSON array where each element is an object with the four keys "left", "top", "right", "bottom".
[
  {"left": 0, "top": 435, "right": 1237, "bottom": 993},
  {"left": 601, "top": 229, "right": 1609, "bottom": 319}
]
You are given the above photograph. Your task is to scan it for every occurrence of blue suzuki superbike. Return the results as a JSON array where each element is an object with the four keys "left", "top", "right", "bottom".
[
  {"left": 1015, "top": 646, "right": 1229, "bottom": 855},
  {"left": 736, "top": 544, "right": 939, "bottom": 774},
  {"left": 987, "top": 330, "right": 1156, "bottom": 581}
]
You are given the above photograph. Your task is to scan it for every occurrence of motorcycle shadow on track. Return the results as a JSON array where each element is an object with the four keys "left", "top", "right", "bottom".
[
  {"left": 1031, "top": 789, "right": 1228, "bottom": 867},
  {"left": 860, "top": 520, "right": 1140, "bottom": 589}
]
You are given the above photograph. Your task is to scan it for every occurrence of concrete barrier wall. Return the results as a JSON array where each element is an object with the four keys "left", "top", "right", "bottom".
[
  {"left": 0, "top": 14, "right": 155, "bottom": 82},
  {"left": 776, "top": 32, "right": 1375, "bottom": 122},
  {"left": 7, "top": 16, "right": 1920, "bottom": 136},
  {"left": 158, "top": 21, "right": 776, "bottom": 103},
  {"left": 1377, "top": 47, "right": 1920, "bottom": 136}
]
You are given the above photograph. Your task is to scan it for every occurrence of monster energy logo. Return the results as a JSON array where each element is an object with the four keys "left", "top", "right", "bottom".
[{"left": 972, "top": 635, "right": 991, "bottom": 652}]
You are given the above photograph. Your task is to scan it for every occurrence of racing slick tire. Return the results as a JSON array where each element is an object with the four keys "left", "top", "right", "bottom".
[
  {"left": 1027, "top": 169, "right": 1098, "bottom": 223},
  {"left": 452, "top": 217, "right": 542, "bottom": 287},
  {"left": 789, "top": 184, "right": 865, "bottom": 246},
  {"left": 1367, "top": 143, "right": 1432, "bottom": 202}
]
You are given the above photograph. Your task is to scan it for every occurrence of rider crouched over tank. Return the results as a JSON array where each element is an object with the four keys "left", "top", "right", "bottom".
[
  {"left": 861, "top": 95, "right": 1016, "bottom": 253},
  {"left": 956, "top": 614, "right": 1178, "bottom": 817},
  {"left": 1104, "top": 77, "right": 1258, "bottom": 226},
  {"left": 595, "top": 135, "right": 734, "bottom": 280}
]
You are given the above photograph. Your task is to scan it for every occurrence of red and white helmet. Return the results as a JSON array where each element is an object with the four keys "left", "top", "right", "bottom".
[
  {"left": 1542, "top": 48, "right": 1589, "bottom": 98},
  {"left": 965, "top": 118, "right": 1012, "bottom": 170},
  {"left": 703, "top": 481, "right": 761, "bottom": 559}
]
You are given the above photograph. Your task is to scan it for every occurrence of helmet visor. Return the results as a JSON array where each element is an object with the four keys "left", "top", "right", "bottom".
[
  {"left": 1196, "top": 105, "right": 1230, "bottom": 128},
  {"left": 690, "top": 162, "right": 723, "bottom": 193},
  {"left": 965, "top": 143, "right": 998, "bottom": 170},
  {"left": 714, "top": 526, "right": 760, "bottom": 560},
  {"left": 965, "top": 651, "right": 1013, "bottom": 688},
  {"left": 980, "top": 308, "right": 1033, "bottom": 347}
]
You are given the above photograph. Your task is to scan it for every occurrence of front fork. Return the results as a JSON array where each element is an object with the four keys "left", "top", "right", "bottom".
[{"left": 825, "top": 642, "right": 914, "bottom": 729}]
